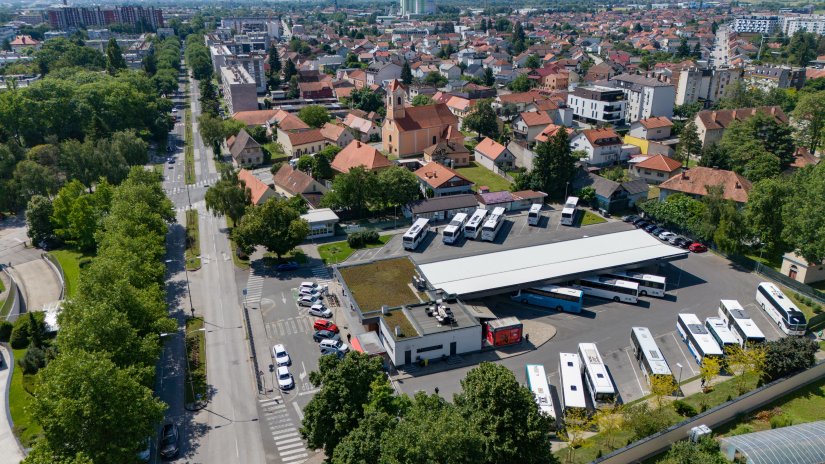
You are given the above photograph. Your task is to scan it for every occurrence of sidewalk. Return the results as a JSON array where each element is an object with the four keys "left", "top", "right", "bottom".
[{"left": 0, "top": 345, "right": 25, "bottom": 463}]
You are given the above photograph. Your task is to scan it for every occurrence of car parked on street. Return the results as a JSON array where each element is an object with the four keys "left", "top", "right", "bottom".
[
  {"left": 313, "top": 329, "right": 340, "bottom": 343},
  {"left": 159, "top": 423, "right": 179, "bottom": 460},
  {"left": 320, "top": 346, "right": 346, "bottom": 358},
  {"left": 674, "top": 237, "right": 691, "bottom": 248},
  {"left": 623, "top": 215, "right": 639, "bottom": 223},
  {"left": 277, "top": 366, "right": 294, "bottom": 390},
  {"left": 272, "top": 344, "right": 291, "bottom": 366},
  {"left": 649, "top": 226, "right": 664, "bottom": 236},
  {"left": 658, "top": 231, "right": 677, "bottom": 241},
  {"left": 689, "top": 242, "right": 708, "bottom": 253},
  {"left": 313, "top": 320, "right": 339, "bottom": 333},
  {"left": 301, "top": 281, "right": 328, "bottom": 294},
  {"left": 643, "top": 223, "right": 658, "bottom": 232},
  {"left": 308, "top": 304, "right": 332, "bottom": 318}
]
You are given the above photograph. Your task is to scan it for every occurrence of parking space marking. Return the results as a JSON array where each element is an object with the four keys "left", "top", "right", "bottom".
[
  {"left": 668, "top": 332, "right": 698, "bottom": 376},
  {"left": 743, "top": 302, "right": 785, "bottom": 340},
  {"left": 624, "top": 347, "right": 648, "bottom": 396}
]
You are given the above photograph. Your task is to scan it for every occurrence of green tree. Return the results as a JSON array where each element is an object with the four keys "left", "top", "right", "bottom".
[
  {"left": 745, "top": 176, "right": 792, "bottom": 255},
  {"left": 525, "top": 54, "right": 541, "bottom": 69},
  {"left": 105, "top": 38, "right": 127, "bottom": 75},
  {"left": 423, "top": 71, "right": 447, "bottom": 87},
  {"left": 377, "top": 166, "right": 420, "bottom": 209},
  {"left": 781, "top": 162, "right": 825, "bottom": 263},
  {"left": 411, "top": 94, "right": 434, "bottom": 106},
  {"left": 484, "top": 67, "right": 495, "bottom": 86},
  {"left": 577, "top": 186, "right": 597, "bottom": 207},
  {"left": 677, "top": 120, "right": 702, "bottom": 165},
  {"left": 725, "top": 343, "right": 766, "bottom": 394},
  {"left": 659, "top": 437, "right": 727, "bottom": 464},
  {"left": 321, "top": 166, "right": 378, "bottom": 216},
  {"left": 301, "top": 353, "right": 386, "bottom": 459},
  {"left": 649, "top": 374, "right": 676, "bottom": 409},
  {"left": 287, "top": 75, "right": 300, "bottom": 99},
  {"left": 594, "top": 404, "right": 624, "bottom": 450},
  {"left": 298, "top": 105, "right": 330, "bottom": 128},
  {"left": 623, "top": 402, "right": 671, "bottom": 441},
  {"left": 205, "top": 169, "right": 252, "bottom": 226},
  {"left": 676, "top": 38, "right": 691, "bottom": 58},
  {"left": 698, "top": 143, "right": 730, "bottom": 170},
  {"left": 788, "top": 30, "right": 817, "bottom": 67},
  {"left": 283, "top": 58, "right": 297, "bottom": 82},
  {"left": 763, "top": 334, "right": 818, "bottom": 381},
  {"left": 527, "top": 127, "right": 576, "bottom": 200},
  {"left": 233, "top": 197, "right": 309, "bottom": 258},
  {"left": 792, "top": 91, "right": 825, "bottom": 154},
  {"left": 349, "top": 87, "right": 382, "bottom": 113},
  {"left": 268, "top": 43, "right": 281, "bottom": 75},
  {"left": 30, "top": 350, "right": 165, "bottom": 463},
  {"left": 454, "top": 362, "right": 557, "bottom": 464},
  {"left": 720, "top": 112, "right": 795, "bottom": 171},
  {"left": 508, "top": 73, "right": 533, "bottom": 92},
  {"left": 110, "top": 129, "right": 148, "bottom": 166},
  {"left": 198, "top": 113, "right": 227, "bottom": 148},
  {"left": 313, "top": 145, "right": 340, "bottom": 180},
  {"left": 462, "top": 99, "right": 499, "bottom": 139},
  {"left": 26, "top": 195, "right": 55, "bottom": 246},
  {"left": 700, "top": 357, "right": 721, "bottom": 390},
  {"left": 14, "top": 160, "right": 59, "bottom": 203},
  {"left": 401, "top": 60, "right": 413, "bottom": 85}
]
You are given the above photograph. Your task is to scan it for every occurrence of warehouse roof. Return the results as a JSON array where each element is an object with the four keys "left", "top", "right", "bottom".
[{"left": 418, "top": 229, "right": 686, "bottom": 297}]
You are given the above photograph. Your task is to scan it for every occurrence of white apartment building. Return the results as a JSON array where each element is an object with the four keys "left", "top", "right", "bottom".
[
  {"left": 569, "top": 128, "right": 626, "bottom": 166},
  {"left": 675, "top": 66, "right": 743, "bottom": 106},
  {"left": 606, "top": 74, "right": 675, "bottom": 123},
  {"left": 733, "top": 15, "right": 780, "bottom": 34},
  {"left": 220, "top": 65, "right": 258, "bottom": 114},
  {"left": 567, "top": 85, "right": 627, "bottom": 126},
  {"left": 782, "top": 15, "right": 825, "bottom": 36}
]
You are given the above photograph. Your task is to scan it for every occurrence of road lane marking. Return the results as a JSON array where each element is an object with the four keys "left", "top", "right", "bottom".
[
  {"left": 292, "top": 402, "right": 304, "bottom": 420},
  {"left": 282, "top": 453, "right": 308, "bottom": 463},
  {"left": 274, "top": 435, "right": 301, "bottom": 444},
  {"left": 281, "top": 447, "right": 308, "bottom": 456},
  {"left": 278, "top": 442, "right": 305, "bottom": 452}
]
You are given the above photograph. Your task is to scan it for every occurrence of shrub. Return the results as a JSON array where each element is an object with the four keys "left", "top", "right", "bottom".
[
  {"left": 770, "top": 414, "right": 793, "bottom": 429},
  {"left": 754, "top": 407, "right": 783, "bottom": 422},
  {"left": 346, "top": 231, "right": 380, "bottom": 249},
  {"left": 19, "top": 346, "right": 47, "bottom": 374},
  {"left": 0, "top": 320, "right": 12, "bottom": 342},
  {"left": 673, "top": 399, "right": 698, "bottom": 417},
  {"left": 730, "top": 423, "right": 754, "bottom": 435},
  {"left": 78, "top": 257, "right": 93, "bottom": 268},
  {"left": 9, "top": 317, "right": 31, "bottom": 349}
]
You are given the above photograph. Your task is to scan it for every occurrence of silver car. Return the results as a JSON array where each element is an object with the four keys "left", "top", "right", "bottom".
[{"left": 308, "top": 304, "right": 332, "bottom": 318}]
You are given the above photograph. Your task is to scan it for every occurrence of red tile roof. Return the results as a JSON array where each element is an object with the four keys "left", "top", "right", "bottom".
[
  {"left": 414, "top": 162, "right": 470, "bottom": 189},
  {"left": 391, "top": 103, "right": 458, "bottom": 132},
  {"left": 233, "top": 109, "right": 280, "bottom": 126},
  {"left": 331, "top": 140, "right": 392, "bottom": 173},
  {"left": 535, "top": 124, "right": 574, "bottom": 143},
  {"left": 696, "top": 106, "right": 788, "bottom": 131},
  {"left": 582, "top": 128, "right": 622, "bottom": 146},
  {"left": 238, "top": 169, "right": 272, "bottom": 205},
  {"left": 659, "top": 167, "right": 751, "bottom": 203},
  {"left": 635, "top": 154, "right": 682, "bottom": 172},
  {"left": 474, "top": 137, "right": 507, "bottom": 161},
  {"left": 286, "top": 129, "right": 327, "bottom": 146},
  {"left": 639, "top": 116, "right": 673, "bottom": 129},
  {"left": 519, "top": 111, "right": 553, "bottom": 127}
]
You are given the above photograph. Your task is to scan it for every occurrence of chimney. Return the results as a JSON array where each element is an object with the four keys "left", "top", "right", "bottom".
[
  {"left": 735, "top": 182, "right": 741, "bottom": 189},
  {"left": 681, "top": 171, "right": 688, "bottom": 180}
]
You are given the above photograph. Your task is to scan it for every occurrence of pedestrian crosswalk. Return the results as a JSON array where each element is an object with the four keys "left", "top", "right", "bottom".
[
  {"left": 265, "top": 316, "right": 314, "bottom": 338},
  {"left": 311, "top": 266, "right": 331, "bottom": 281},
  {"left": 245, "top": 270, "right": 264, "bottom": 309},
  {"left": 258, "top": 397, "right": 309, "bottom": 464}
]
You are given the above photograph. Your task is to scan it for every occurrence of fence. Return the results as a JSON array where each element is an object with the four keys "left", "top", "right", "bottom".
[{"left": 595, "top": 360, "right": 825, "bottom": 463}]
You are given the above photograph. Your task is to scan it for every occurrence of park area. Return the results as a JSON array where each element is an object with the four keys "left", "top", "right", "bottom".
[
  {"left": 338, "top": 257, "right": 421, "bottom": 312},
  {"left": 455, "top": 162, "right": 512, "bottom": 192},
  {"left": 317, "top": 234, "right": 392, "bottom": 264}
]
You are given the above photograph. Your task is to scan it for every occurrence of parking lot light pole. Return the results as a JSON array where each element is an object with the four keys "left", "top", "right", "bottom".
[{"left": 675, "top": 362, "right": 684, "bottom": 397}]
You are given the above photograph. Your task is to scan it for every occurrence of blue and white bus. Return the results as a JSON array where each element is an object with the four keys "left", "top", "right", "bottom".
[
  {"left": 756, "top": 282, "right": 807, "bottom": 336},
  {"left": 578, "top": 343, "right": 618, "bottom": 408},
  {"left": 525, "top": 364, "right": 557, "bottom": 423},
  {"left": 511, "top": 285, "right": 584, "bottom": 313},
  {"left": 570, "top": 276, "right": 639, "bottom": 304},
  {"left": 676, "top": 313, "right": 723, "bottom": 365}
]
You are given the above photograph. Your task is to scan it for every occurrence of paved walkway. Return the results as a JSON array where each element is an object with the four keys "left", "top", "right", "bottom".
[
  {"left": 7, "top": 259, "right": 61, "bottom": 313},
  {"left": 0, "top": 346, "right": 24, "bottom": 464}
]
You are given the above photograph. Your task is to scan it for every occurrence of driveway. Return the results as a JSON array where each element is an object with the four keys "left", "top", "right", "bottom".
[
  {"left": 7, "top": 259, "right": 61, "bottom": 313},
  {"left": 0, "top": 346, "right": 24, "bottom": 464}
]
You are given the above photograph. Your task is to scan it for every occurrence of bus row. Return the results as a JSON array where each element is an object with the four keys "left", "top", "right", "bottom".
[{"left": 526, "top": 343, "right": 619, "bottom": 425}]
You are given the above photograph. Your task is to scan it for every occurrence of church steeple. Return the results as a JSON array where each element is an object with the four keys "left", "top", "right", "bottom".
[{"left": 386, "top": 79, "right": 406, "bottom": 120}]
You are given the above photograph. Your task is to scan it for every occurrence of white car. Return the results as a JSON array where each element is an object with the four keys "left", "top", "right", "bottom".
[
  {"left": 299, "top": 287, "right": 323, "bottom": 298},
  {"left": 308, "top": 304, "right": 332, "bottom": 318},
  {"left": 297, "top": 295, "right": 319, "bottom": 307},
  {"left": 658, "top": 231, "right": 677, "bottom": 241},
  {"left": 300, "top": 281, "right": 328, "bottom": 294},
  {"left": 277, "top": 366, "right": 294, "bottom": 390},
  {"left": 272, "top": 344, "right": 291, "bottom": 367},
  {"left": 319, "top": 338, "right": 349, "bottom": 354}
]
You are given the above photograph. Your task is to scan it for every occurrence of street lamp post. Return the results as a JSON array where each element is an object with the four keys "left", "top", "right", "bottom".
[
  {"left": 675, "top": 362, "right": 684, "bottom": 397},
  {"left": 565, "top": 181, "right": 569, "bottom": 200},
  {"left": 161, "top": 328, "right": 206, "bottom": 410}
]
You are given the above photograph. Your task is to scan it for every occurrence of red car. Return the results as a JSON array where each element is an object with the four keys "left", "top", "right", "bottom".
[
  {"left": 689, "top": 242, "right": 708, "bottom": 253},
  {"left": 313, "top": 320, "right": 339, "bottom": 333}
]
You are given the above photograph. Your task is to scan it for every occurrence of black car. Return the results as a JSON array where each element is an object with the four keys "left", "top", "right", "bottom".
[
  {"left": 276, "top": 261, "right": 299, "bottom": 272},
  {"left": 632, "top": 217, "right": 648, "bottom": 226},
  {"left": 674, "top": 237, "right": 691, "bottom": 249},
  {"left": 643, "top": 223, "right": 658, "bottom": 232},
  {"left": 634, "top": 220, "right": 649, "bottom": 229},
  {"left": 623, "top": 215, "right": 639, "bottom": 223},
  {"left": 312, "top": 329, "right": 339, "bottom": 343},
  {"left": 649, "top": 226, "right": 664, "bottom": 236},
  {"left": 159, "top": 423, "right": 179, "bottom": 460}
]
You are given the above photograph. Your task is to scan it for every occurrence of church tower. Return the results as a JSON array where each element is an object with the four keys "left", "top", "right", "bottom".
[{"left": 386, "top": 79, "right": 406, "bottom": 120}]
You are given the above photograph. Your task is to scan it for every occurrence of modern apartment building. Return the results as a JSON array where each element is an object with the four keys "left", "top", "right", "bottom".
[
  {"left": 674, "top": 66, "right": 743, "bottom": 106},
  {"left": 220, "top": 65, "right": 259, "bottom": 114},
  {"left": 567, "top": 85, "right": 627, "bottom": 126},
  {"left": 732, "top": 15, "right": 780, "bottom": 34},
  {"left": 781, "top": 14, "right": 825, "bottom": 36},
  {"left": 47, "top": 6, "right": 163, "bottom": 29},
  {"left": 605, "top": 74, "right": 675, "bottom": 123},
  {"left": 745, "top": 65, "right": 806, "bottom": 91}
]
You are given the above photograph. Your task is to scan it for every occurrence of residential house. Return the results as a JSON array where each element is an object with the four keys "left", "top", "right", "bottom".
[
  {"left": 474, "top": 137, "right": 516, "bottom": 172},
  {"left": 567, "top": 85, "right": 627, "bottom": 126},
  {"left": 299, "top": 81, "right": 334, "bottom": 99},
  {"left": 320, "top": 123, "right": 355, "bottom": 147},
  {"left": 414, "top": 162, "right": 474, "bottom": 197},
  {"left": 780, "top": 253, "right": 825, "bottom": 285},
  {"left": 658, "top": 167, "right": 752, "bottom": 204},
  {"left": 331, "top": 140, "right": 392, "bottom": 174},
  {"left": 693, "top": 106, "right": 787, "bottom": 148},
  {"left": 439, "top": 63, "right": 461, "bottom": 80},
  {"left": 531, "top": 65, "right": 570, "bottom": 91},
  {"left": 228, "top": 129, "right": 264, "bottom": 167},
  {"left": 585, "top": 61, "right": 620, "bottom": 82},
  {"left": 603, "top": 74, "right": 675, "bottom": 123},
  {"left": 534, "top": 124, "right": 575, "bottom": 144},
  {"left": 512, "top": 111, "right": 554, "bottom": 143},
  {"left": 342, "top": 111, "right": 381, "bottom": 142},
  {"left": 423, "top": 140, "right": 471, "bottom": 168},
  {"left": 272, "top": 164, "right": 329, "bottom": 206},
  {"left": 277, "top": 128, "right": 329, "bottom": 158},
  {"left": 569, "top": 128, "right": 625, "bottom": 166},
  {"left": 629, "top": 154, "right": 683, "bottom": 184},
  {"left": 744, "top": 65, "right": 806, "bottom": 91},
  {"left": 238, "top": 169, "right": 276, "bottom": 205},
  {"left": 445, "top": 96, "right": 474, "bottom": 124},
  {"left": 232, "top": 109, "right": 280, "bottom": 129},
  {"left": 406, "top": 193, "right": 479, "bottom": 221},
  {"left": 382, "top": 80, "right": 464, "bottom": 158},
  {"left": 366, "top": 61, "right": 402, "bottom": 86},
  {"left": 9, "top": 35, "right": 40, "bottom": 52},
  {"left": 572, "top": 170, "right": 649, "bottom": 213},
  {"left": 301, "top": 208, "right": 340, "bottom": 239},
  {"left": 270, "top": 110, "right": 311, "bottom": 133},
  {"left": 623, "top": 117, "right": 678, "bottom": 156}
]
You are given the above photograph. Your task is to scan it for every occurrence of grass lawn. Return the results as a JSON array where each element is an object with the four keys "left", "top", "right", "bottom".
[
  {"left": 184, "top": 317, "right": 207, "bottom": 405},
  {"left": 455, "top": 162, "right": 512, "bottom": 192},
  {"left": 184, "top": 108, "right": 195, "bottom": 185},
  {"left": 339, "top": 257, "right": 420, "bottom": 312},
  {"left": 786, "top": 290, "right": 823, "bottom": 326},
  {"left": 381, "top": 310, "right": 419, "bottom": 338},
  {"left": 647, "top": 186, "right": 660, "bottom": 200},
  {"left": 225, "top": 217, "right": 249, "bottom": 270},
  {"left": 9, "top": 348, "right": 43, "bottom": 448},
  {"left": 743, "top": 251, "right": 783, "bottom": 271},
  {"left": 185, "top": 209, "right": 201, "bottom": 270},
  {"left": 579, "top": 210, "right": 607, "bottom": 226},
  {"left": 0, "top": 277, "right": 5, "bottom": 293},
  {"left": 49, "top": 248, "right": 91, "bottom": 299},
  {"left": 317, "top": 235, "right": 392, "bottom": 265},
  {"left": 263, "top": 248, "right": 310, "bottom": 265}
]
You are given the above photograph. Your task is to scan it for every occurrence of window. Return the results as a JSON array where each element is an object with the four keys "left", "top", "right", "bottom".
[
  {"left": 657, "top": 172, "right": 664, "bottom": 177},
  {"left": 389, "top": 135, "right": 392, "bottom": 142},
  {"left": 397, "top": 96, "right": 402, "bottom": 105},
  {"left": 416, "top": 344, "right": 443, "bottom": 353},
  {"left": 432, "top": 136, "right": 436, "bottom": 144}
]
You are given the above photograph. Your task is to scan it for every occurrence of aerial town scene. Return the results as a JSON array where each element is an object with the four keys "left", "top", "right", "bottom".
[{"left": 0, "top": 0, "right": 824, "bottom": 462}]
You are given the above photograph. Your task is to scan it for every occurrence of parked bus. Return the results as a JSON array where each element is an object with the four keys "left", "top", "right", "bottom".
[
  {"left": 559, "top": 352, "right": 587, "bottom": 412},
  {"left": 599, "top": 271, "right": 667, "bottom": 298},
  {"left": 481, "top": 207, "right": 507, "bottom": 242},
  {"left": 704, "top": 317, "right": 739, "bottom": 352},
  {"left": 676, "top": 313, "right": 723, "bottom": 365},
  {"left": 525, "top": 364, "right": 556, "bottom": 422},
  {"left": 577, "top": 343, "right": 618, "bottom": 408},
  {"left": 560, "top": 196, "right": 579, "bottom": 226},
  {"left": 402, "top": 218, "right": 430, "bottom": 251},
  {"left": 511, "top": 285, "right": 584, "bottom": 314},
  {"left": 630, "top": 327, "right": 673, "bottom": 385},
  {"left": 570, "top": 276, "right": 639, "bottom": 304},
  {"left": 718, "top": 299, "right": 766, "bottom": 347},
  {"left": 527, "top": 203, "right": 542, "bottom": 226},
  {"left": 756, "top": 282, "right": 807, "bottom": 336},
  {"left": 463, "top": 208, "right": 489, "bottom": 240},
  {"left": 442, "top": 212, "right": 468, "bottom": 245}
]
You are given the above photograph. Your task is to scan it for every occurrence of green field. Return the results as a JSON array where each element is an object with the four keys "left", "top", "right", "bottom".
[
  {"left": 185, "top": 209, "right": 201, "bottom": 270},
  {"left": 455, "top": 162, "right": 512, "bottom": 192},
  {"left": 184, "top": 108, "right": 195, "bottom": 185},
  {"left": 184, "top": 317, "right": 207, "bottom": 405},
  {"left": 339, "top": 257, "right": 421, "bottom": 312},
  {"left": 9, "top": 348, "right": 43, "bottom": 447},
  {"left": 49, "top": 249, "right": 91, "bottom": 299},
  {"left": 580, "top": 210, "right": 607, "bottom": 226},
  {"left": 317, "top": 235, "right": 392, "bottom": 265}
]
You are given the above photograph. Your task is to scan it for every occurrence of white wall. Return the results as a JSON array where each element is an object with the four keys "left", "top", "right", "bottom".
[{"left": 379, "top": 319, "right": 482, "bottom": 366}]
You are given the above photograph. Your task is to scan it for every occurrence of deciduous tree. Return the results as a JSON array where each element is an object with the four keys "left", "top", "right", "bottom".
[
  {"left": 792, "top": 91, "right": 825, "bottom": 154},
  {"left": 525, "top": 127, "right": 577, "bottom": 200},
  {"left": 377, "top": 165, "right": 420, "bottom": 209},
  {"left": 700, "top": 357, "right": 721, "bottom": 390},
  {"left": 594, "top": 404, "right": 624, "bottom": 450},
  {"left": 462, "top": 99, "right": 499, "bottom": 139},
  {"left": 781, "top": 162, "right": 825, "bottom": 263},
  {"left": 298, "top": 105, "right": 331, "bottom": 128},
  {"left": 321, "top": 166, "right": 378, "bottom": 216},
  {"left": 233, "top": 197, "right": 308, "bottom": 258},
  {"left": 26, "top": 195, "right": 54, "bottom": 246},
  {"left": 204, "top": 169, "right": 252, "bottom": 226},
  {"left": 649, "top": 374, "right": 677, "bottom": 409},
  {"left": 676, "top": 120, "right": 702, "bottom": 165},
  {"left": 411, "top": 94, "right": 433, "bottom": 106},
  {"left": 763, "top": 336, "right": 817, "bottom": 381},
  {"left": 105, "top": 38, "right": 126, "bottom": 75}
]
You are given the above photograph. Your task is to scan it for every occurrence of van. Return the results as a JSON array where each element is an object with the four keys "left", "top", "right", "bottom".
[{"left": 319, "top": 338, "right": 349, "bottom": 354}]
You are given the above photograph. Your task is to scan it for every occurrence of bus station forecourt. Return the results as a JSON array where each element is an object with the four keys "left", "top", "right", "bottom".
[{"left": 342, "top": 209, "right": 793, "bottom": 409}]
